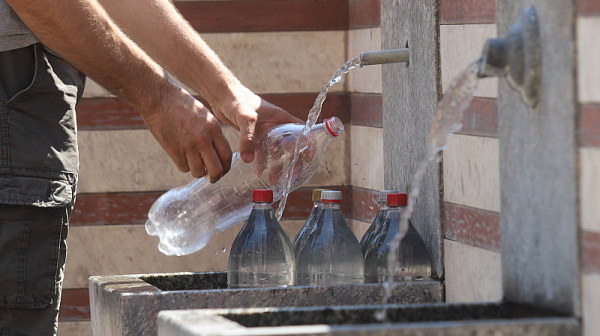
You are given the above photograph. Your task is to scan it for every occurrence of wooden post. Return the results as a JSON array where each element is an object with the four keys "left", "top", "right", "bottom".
[{"left": 382, "top": 0, "right": 443, "bottom": 278}]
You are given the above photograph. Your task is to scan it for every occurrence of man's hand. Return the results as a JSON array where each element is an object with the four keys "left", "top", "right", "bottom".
[
  {"left": 212, "top": 84, "right": 303, "bottom": 163},
  {"left": 143, "top": 86, "right": 232, "bottom": 182}
]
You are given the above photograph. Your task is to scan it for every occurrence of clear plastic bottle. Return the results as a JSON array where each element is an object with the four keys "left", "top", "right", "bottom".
[
  {"left": 227, "top": 189, "right": 295, "bottom": 288},
  {"left": 292, "top": 189, "right": 326, "bottom": 255},
  {"left": 364, "top": 193, "right": 433, "bottom": 283},
  {"left": 359, "top": 190, "right": 399, "bottom": 256},
  {"left": 145, "top": 117, "right": 344, "bottom": 256},
  {"left": 295, "top": 190, "right": 364, "bottom": 286}
]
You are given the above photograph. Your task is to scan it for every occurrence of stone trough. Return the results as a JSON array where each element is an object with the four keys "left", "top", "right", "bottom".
[
  {"left": 90, "top": 271, "right": 443, "bottom": 336},
  {"left": 157, "top": 302, "right": 579, "bottom": 336}
]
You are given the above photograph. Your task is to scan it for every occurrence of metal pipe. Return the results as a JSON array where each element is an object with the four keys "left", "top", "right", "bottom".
[
  {"left": 478, "top": 38, "right": 507, "bottom": 78},
  {"left": 359, "top": 48, "right": 410, "bottom": 66}
]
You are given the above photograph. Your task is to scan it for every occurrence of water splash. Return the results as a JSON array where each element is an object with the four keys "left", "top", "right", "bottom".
[
  {"left": 275, "top": 57, "right": 361, "bottom": 220},
  {"left": 375, "top": 58, "right": 482, "bottom": 321}
]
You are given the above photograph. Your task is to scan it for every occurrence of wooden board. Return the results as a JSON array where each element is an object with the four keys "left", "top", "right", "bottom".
[{"left": 381, "top": 0, "right": 443, "bottom": 278}]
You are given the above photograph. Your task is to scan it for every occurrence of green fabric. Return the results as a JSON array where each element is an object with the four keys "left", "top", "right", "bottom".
[
  {"left": 0, "top": 203, "right": 72, "bottom": 336},
  {"left": 0, "top": 44, "right": 84, "bottom": 207}
]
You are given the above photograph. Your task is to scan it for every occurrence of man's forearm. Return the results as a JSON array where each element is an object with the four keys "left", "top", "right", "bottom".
[
  {"left": 97, "top": 0, "right": 240, "bottom": 110},
  {"left": 6, "top": 0, "right": 175, "bottom": 116},
  {"left": 7, "top": 0, "right": 236, "bottom": 181}
]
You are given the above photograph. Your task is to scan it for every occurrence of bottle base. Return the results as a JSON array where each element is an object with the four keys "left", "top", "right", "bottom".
[{"left": 228, "top": 272, "right": 294, "bottom": 289}]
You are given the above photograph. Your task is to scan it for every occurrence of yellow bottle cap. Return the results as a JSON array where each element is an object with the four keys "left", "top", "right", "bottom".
[{"left": 312, "top": 189, "right": 327, "bottom": 202}]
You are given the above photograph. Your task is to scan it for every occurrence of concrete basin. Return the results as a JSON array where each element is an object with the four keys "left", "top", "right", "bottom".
[
  {"left": 157, "top": 302, "right": 579, "bottom": 336},
  {"left": 90, "top": 272, "right": 443, "bottom": 336}
]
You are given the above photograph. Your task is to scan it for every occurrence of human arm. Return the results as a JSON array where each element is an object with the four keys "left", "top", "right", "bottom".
[
  {"left": 95, "top": 0, "right": 303, "bottom": 163},
  {"left": 6, "top": 0, "right": 232, "bottom": 182}
]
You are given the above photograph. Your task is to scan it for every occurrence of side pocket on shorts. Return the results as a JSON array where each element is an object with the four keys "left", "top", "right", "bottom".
[
  {"left": 3, "top": 44, "right": 42, "bottom": 107},
  {"left": 0, "top": 205, "right": 65, "bottom": 309}
]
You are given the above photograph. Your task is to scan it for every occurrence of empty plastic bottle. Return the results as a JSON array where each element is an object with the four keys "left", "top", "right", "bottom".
[
  {"left": 359, "top": 190, "right": 399, "bottom": 256},
  {"left": 228, "top": 189, "right": 295, "bottom": 288},
  {"left": 145, "top": 117, "right": 344, "bottom": 256},
  {"left": 364, "top": 193, "right": 433, "bottom": 283},
  {"left": 295, "top": 190, "right": 364, "bottom": 286},
  {"left": 292, "top": 189, "right": 326, "bottom": 255}
]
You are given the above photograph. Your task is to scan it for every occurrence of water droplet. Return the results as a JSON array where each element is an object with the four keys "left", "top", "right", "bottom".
[
  {"left": 215, "top": 251, "right": 218, "bottom": 255},
  {"left": 375, "top": 309, "right": 386, "bottom": 321},
  {"left": 222, "top": 248, "right": 227, "bottom": 252},
  {"left": 369, "top": 205, "right": 374, "bottom": 210}
]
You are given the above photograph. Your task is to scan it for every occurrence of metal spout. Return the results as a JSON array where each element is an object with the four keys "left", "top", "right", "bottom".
[
  {"left": 477, "top": 6, "right": 541, "bottom": 107},
  {"left": 360, "top": 48, "right": 410, "bottom": 67}
]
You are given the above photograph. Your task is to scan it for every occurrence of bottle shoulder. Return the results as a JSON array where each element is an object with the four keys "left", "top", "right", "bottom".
[
  {"left": 300, "top": 208, "right": 359, "bottom": 249},
  {"left": 235, "top": 208, "right": 289, "bottom": 237}
]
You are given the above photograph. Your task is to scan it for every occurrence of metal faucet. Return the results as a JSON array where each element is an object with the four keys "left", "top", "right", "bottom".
[
  {"left": 477, "top": 6, "right": 541, "bottom": 107},
  {"left": 359, "top": 48, "right": 410, "bottom": 67}
]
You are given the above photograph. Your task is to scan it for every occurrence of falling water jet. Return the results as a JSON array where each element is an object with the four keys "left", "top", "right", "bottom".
[
  {"left": 275, "top": 57, "right": 361, "bottom": 220},
  {"left": 276, "top": 48, "right": 412, "bottom": 220},
  {"left": 376, "top": 58, "right": 483, "bottom": 321}
]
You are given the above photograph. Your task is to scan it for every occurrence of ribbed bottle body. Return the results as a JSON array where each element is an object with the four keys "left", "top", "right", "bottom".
[
  {"left": 295, "top": 203, "right": 363, "bottom": 286},
  {"left": 228, "top": 203, "right": 295, "bottom": 288}
]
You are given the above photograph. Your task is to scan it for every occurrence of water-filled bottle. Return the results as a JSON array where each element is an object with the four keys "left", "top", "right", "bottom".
[
  {"left": 227, "top": 189, "right": 295, "bottom": 288},
  {"left": 359, "top": 190, "right": 399, "bottom": 256},
  {"left": 295, "top": 190, "right": 364, "bottom": 286},
  {"left": 292, "top": 189, "right": 326, "bottom": 255},
  {"left": 146, "top": 117, "right": 344, "bottom": 256},
  {"left": 364, "top": 193, "right": 433, "bottom": 283}
]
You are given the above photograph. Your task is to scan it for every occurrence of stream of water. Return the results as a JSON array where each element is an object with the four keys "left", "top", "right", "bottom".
[
  {"left": 273, "top": 55, "right": 482, "bottom": 320},
  {"left": 275, "top": 56, "right": 361, "bottom": 220},
  {"left": 376, "top": 57, "right": 483, "bottom": 320}
]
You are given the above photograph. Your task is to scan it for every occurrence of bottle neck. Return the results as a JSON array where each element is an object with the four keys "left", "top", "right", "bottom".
[
  {"left": 321, "top": 202, "right": 341, "bottom": 210},
  {"left": 252, "top": 202, "right": 274, "bottom": 210},
  {"left": 309, "top": 123, "right": 337, "bottom": 143},
  {"left": 386, "top": 205, "right": 406, "bottom": 218}
]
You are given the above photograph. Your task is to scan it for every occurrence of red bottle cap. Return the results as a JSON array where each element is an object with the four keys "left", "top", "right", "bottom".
[
  {"left": 387, "top": 193, "right": 408, "bottom": 206},
  {"left": 324, "top": 117, "right": 343, "bottom": 137},
  {"left": 252, "top": 189, "right": 273, "bottom": 203}
]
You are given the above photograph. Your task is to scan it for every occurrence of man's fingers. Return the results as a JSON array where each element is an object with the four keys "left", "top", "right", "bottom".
[
  {"left": 185, "top": 150, "right": 206, "bottom": 179},
  {"left": 167, "top": 149, "right": 191, "bottom": 173},
  {"left": 213, "top": 132, "right": 233, "bottom": 176},
  {"left": 237, "top": 112, "right": 257, "bottom": 163},
  {"left": 200, "top": 147, "right": 225, "bottom": 183}
]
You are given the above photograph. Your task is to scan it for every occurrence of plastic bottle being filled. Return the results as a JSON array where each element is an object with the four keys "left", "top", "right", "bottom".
[
  {"left": 146, "top": 117, "right": 344, "bottom": 256},
  {"left": 295, "top": 190, "right": 364, "bottom": 286},
  {"left": 227, "top": 189, "right": 295, "bottom": 288},
  {"left": 359, "top": 190, "right": 399, "bottom": 256},
  {"left": 363, "top": 193, "right": 433, "bottom": 283},
  {"left": 292, "top": 189, "right": 326, "bottom": 255}
]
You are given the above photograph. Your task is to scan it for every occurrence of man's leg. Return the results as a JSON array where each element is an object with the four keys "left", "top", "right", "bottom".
[
  {"left": 0, "top": 44, "right": 78, "bottom": 336},
  {"left": 0, "top": 204, "right": 71, "bottom": 336}
]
